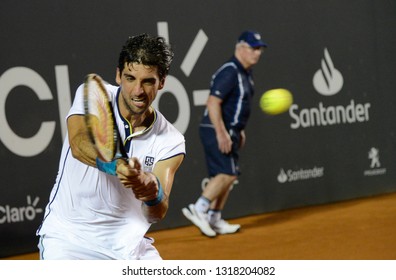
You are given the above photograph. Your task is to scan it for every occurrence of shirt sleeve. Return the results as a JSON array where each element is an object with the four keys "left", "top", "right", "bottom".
[{"left": 67, "top": 84, "right": 85, "bottom": 119}]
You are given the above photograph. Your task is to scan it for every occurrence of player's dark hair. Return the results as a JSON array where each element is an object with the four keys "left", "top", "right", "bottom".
[{"left": 118, "top": 33, "right": 174, "bottom": 81}]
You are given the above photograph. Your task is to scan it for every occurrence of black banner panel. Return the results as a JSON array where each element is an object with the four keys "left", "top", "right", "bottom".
[{"left": 1, "top": 0, "right": 396, "bottom": 257}]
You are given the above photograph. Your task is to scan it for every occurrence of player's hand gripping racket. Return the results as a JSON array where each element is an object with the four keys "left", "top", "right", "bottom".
[{"left": 83, "top": 74, "right": 127, "bottom": 175}]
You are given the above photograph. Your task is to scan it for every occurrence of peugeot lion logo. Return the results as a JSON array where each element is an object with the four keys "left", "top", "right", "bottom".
[
  {"left": 364, "top": 147, "right": 386, "bottom": 176},
  {"left": 368, "top": 147, "right": 380, "bottom": 168}
]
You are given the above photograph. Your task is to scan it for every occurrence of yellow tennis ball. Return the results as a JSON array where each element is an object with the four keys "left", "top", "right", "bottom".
[{"left": 260, "top": 88, "right": 293, "bottom": 115}]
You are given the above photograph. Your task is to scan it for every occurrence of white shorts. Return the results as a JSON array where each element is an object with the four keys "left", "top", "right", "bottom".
[{"left": 38, "top": 234, "right": 161, "bottom": 260}]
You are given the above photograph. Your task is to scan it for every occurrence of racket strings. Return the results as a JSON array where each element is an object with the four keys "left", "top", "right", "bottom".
[{"left": 84, "top": 75, "right": 117, "bottom": 162}]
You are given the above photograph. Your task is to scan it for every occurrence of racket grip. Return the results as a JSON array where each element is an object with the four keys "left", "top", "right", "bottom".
[
  {"left": 144, "top": 177, "right": 164, "bottom": 206},
  {"left": 96, "top": 157, "right": 117, "bottom": 176}
]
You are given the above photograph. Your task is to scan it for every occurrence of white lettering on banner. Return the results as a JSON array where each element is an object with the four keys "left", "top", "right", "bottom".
[
  {"left": 0, "top": 196, "right": 42, "bottom": 224},
  {"left": 288, "top": 167, "right": 324, "bottom": 182},
  {"left": 0, "top": 67, "right": 55, "bottom": 157},
  {"left": 289, "top": 100, "right": 371, "bottom": 129},
  {"left": 180, "top": 29, "right": 208, "bottom": 77},
  {"left": 0, "top": 66, "right": 72, "bottom": 156},
  {"left": 277, "top": 167, "right": 324, "bottom": 183},
  {"left": 289, "top": 47, "right": 372, "bottom": 130},
  {"left": 152, "top": 75, "right": 190, "bottom": 134}
]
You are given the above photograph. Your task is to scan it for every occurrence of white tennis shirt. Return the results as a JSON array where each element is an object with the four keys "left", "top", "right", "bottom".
[{"left": 37, "top": 83, "right": 185, "bottom": 259}]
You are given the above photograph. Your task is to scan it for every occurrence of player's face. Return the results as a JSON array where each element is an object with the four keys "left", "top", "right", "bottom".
[{"left": 116, "top": 62, "right": 164, "bottom": 116}]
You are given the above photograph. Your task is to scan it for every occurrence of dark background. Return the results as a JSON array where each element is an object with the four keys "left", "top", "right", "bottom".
[{"left": 1, "top": 0, "right": 395, "bottom": 257}]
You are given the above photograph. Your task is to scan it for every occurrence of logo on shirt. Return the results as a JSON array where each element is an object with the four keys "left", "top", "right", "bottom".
[{"left": 144, "top": 156, "right": 155, "bottom": 172}]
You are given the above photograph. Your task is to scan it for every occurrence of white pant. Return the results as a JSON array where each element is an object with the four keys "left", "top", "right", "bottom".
[{"left": 38, "top": 234, "right": 161, "bottom": 260}]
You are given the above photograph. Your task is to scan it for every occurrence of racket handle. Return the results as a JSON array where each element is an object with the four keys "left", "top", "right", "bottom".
[{"left": 96, "top": 157, "right": 117, "bottom": 176}]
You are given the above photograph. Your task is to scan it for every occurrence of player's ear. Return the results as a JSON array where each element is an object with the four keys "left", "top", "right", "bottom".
[
  {"left": 115, "top": 68, "right": 121, "bottom": 85},
  {"left": 158, "top": 77, "right": 165, "bottom": 90}
]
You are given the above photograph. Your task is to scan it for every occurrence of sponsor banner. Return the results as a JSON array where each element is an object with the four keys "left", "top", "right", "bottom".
[{"left": 277, "top": 166, "right": 325, "bottom": 184}]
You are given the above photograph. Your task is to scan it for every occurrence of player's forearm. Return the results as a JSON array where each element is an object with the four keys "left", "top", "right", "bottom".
[
  {"left": 67, "top": 115, "right": 97, "bottom": 167},
  {"left": 69, "top": 131, "right": 97, "bottom": 167}
]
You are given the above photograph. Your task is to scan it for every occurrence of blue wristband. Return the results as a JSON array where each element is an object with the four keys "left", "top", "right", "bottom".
[
  {"left": 144, "top": 178, "right": 164, "bottom": 206},
  {"left": 96, "top": 157, "right": 117, "bottom": 176}
]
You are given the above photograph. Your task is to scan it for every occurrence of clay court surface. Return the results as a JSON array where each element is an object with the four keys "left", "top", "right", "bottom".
[{"left": 2, "top": 192, "right": 396, "bottom": 260}]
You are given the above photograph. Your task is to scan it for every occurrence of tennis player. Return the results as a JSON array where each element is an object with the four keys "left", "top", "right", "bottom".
[
  {"left": 182, "top": 31, "right": 267, "bottom": 237},
  {"left": 36, "top": 34, "right": 185, "bottom": 259}
]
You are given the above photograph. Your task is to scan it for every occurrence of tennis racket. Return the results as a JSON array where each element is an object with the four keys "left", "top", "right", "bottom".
[{"left": 83, "top": 73, "right": 128, "bottom": 162}]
